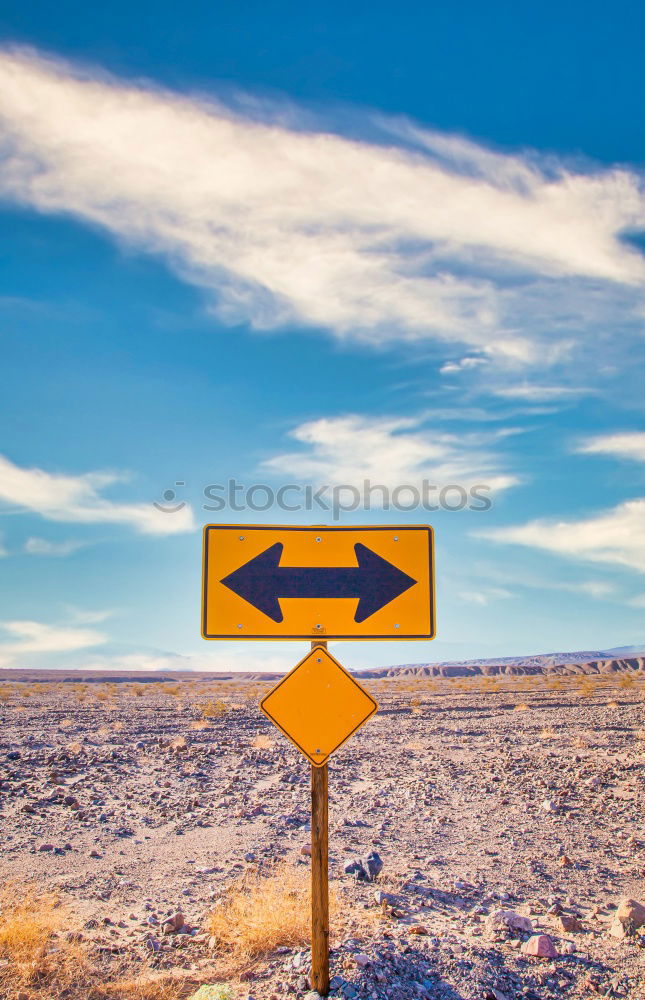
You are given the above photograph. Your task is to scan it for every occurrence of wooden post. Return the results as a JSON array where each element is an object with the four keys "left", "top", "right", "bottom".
[{"left": 310, "top": 640, "right": 330, "bottom": 996}]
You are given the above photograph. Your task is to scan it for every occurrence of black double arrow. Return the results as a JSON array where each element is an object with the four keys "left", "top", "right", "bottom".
[{"left": 221, "top": 542, "right": 416, "bottom": 623}]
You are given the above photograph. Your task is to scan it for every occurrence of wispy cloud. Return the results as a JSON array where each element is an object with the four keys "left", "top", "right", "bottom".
[
  {"left": 459, "top": 587, "right": 513, "bottom": 606},
  {"left": 83, "top": 649, "right": 293, "bottom": 674},
  {"left": 494, "top": 385, "right": 590, "bottom": 402},
  {"left": 0, "top": 454, "right": 195, "bottom": 535},
  {"left": 1, "top": 48, "right": 645, "bottom": 368},
  {"left": 263, "top": 414, "right": 519, "bottom": 494},
  {"left": 471, "top": 562, "right": 618, "bottom": 600},
  {"left": 0, "top": 618, "right": 107, "bottom": 666},
  {"left": 576, "top": 431, "right": 645, "bottom": 462},
  {"left": 478, "top": 499, "right": 645, "bottom": 573},
  {"left": 439, "top": 356, "right": 488, "bottom": 375},
  {"left": 24, "top": 536, "right": 87, "bottom": 556},
  {"left": 61, "top": 605, "right": 115, "bottom": 625}
]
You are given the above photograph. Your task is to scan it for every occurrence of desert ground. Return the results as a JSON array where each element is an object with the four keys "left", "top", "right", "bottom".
[{"left": 0, "top": 668, "right": 643, "bottom": 1000}]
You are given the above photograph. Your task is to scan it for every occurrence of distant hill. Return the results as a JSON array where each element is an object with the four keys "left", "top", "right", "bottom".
[
  {"left": 0, "top": 645, "right": 643, "bottom": 683},
  {"left": 355, "top": 648, "right": 645, "bottom": 678}
]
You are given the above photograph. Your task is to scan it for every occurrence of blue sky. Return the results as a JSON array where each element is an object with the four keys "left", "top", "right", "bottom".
[{"left": 1, "top": 1, "right": 645, "bottom": 673}]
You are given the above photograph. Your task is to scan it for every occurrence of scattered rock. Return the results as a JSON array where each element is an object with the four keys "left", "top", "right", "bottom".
[
  {"left": 556, "top": 914, "right": 583, "bottom": 932},
  {"left": 161, "top": 911, "right": 185, "bottom": 934},
  {"left": 615, "top": 897, "right": 645, "bottom": 929},
  {"left": 521, "top": 934, "right": 558, "bottom": 958},
  {"left": 486, "top": 909, "right": 534, "bottom": 935}
]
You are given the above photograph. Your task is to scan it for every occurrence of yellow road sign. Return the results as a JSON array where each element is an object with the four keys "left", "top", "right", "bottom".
[
  {"left": 260, "top": 646, "right": 378, "bottom": 767},
  {"left": 202, "top": 524, "right": 434, "bottom": 640}
]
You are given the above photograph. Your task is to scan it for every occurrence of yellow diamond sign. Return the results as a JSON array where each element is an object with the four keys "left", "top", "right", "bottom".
[{"left": 260, "top": 647, "right": 378, "bottom": 767}]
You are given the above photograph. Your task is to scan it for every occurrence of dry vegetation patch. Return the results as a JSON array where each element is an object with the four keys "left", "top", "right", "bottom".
[
  {"left": 251, "top": 734, "right": 274, "bottom": 749},
  {"left": 206, "top": 866, "right": 325, "bottom": 964},
  {"left": 201, "top": 699, "right": 228, "bottom": 719},
  {"left": 0, "top": 884, "right": 190, "bottom": 1000}
]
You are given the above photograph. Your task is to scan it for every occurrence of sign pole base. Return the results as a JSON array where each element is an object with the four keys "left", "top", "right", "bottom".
[{"left": 310, "top": 640, "right": 330, "bottom": 996}]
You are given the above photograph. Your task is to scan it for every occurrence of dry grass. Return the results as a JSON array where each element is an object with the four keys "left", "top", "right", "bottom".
[
  {"left": 513, "top": 702, "right": 530, "bottom": 711},
  {"left": 0, "top": 883, "right": 189, "bottom": 999},
  {"left": 206, "top": 866, "right": 327, "bottom": 963},
  {"left": 202, "top": 699, "right": 228, "bottom": 719},
  {"left": 251, "top": 734, "right": 274, "bottom": 749}
]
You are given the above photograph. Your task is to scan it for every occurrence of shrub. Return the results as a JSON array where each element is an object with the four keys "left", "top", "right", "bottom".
[
  {"left": 202, "top": 699, "right": 228, "bottom": 719},
  {"left": 0, "top": 883, "right": 186, "bottom": 999},
  {"left": 206, "top": 866, "right": 322, "bottom": 960}
]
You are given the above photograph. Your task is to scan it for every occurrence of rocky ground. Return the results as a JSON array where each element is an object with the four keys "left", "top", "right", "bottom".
[{"left": 0, "top": 671, "right": 643, "bottom": 999}]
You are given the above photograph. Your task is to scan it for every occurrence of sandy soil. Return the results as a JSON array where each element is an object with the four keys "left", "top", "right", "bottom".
[{"left": 0, "top": 673, "right": 643, "bottom": 999}]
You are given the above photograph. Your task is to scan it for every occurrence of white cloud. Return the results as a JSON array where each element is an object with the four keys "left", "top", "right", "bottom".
[
  {"left": 83, "top": 651, "right": 191, "bottom": 673},
  {"left": 459, "top": 587, "right": 513, "bottom": 606},
  {"left": 627, "top": 593, "right": 645, "bottom": 608},
  {"left": 0, "top": 48, "right": 644, "bottom": 365},
  {"left": 479, "top": 499, "right": 645, "bottom": 573},
  {"left": 263, "top": 414, "right": 519, "bottom": 496},
  {"left": 573, "top": 580, "right": 617, "bottom": 598},
  {"left": 61, "top": 605, "right": 115, "bottom": 625},
  {"left": 494, "top": 385, "right": 588, "bottom": 401},
  {"left": 0, "top": 619, "right": 107, "bottom": 665},
  {"left": 0, "top": 454, "right": 195, "bottom": 535},
  {"left": 472, "top": 562, "right": 619, "bottom": 600},
  {"left": 577, "top": 432, "right": 645, "bottom": 463},
  {"left": 84, "top": 649, "right": 293, "bottom": 674},
  {"left": 440, "top": 356, "right": 488, "bottom": 374},
  {"left": 25, "top": 536, "right": 86, "bottom": 556}
]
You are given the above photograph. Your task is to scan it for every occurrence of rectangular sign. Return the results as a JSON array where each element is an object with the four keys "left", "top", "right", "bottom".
[{"left": 202, "top": 524, "right": 435, "bottom": 640}]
